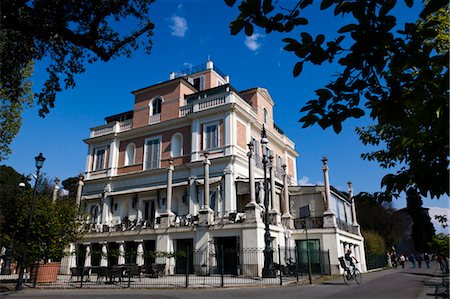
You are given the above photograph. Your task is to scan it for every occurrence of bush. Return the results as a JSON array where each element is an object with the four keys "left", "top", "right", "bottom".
[{"left": 363, "top": 230, "right": 386, "bottom": 255}]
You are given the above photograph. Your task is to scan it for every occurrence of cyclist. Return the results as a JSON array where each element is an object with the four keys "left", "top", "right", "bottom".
[{"left": 345, "top": 249, "right": 358, "bottom": 275}]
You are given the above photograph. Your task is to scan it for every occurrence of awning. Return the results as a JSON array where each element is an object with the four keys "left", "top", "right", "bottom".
[
  {"left": 195, "top": 177, "right": 222, "bottom": 185},
  {"left": 108, "top": 181, "right": 188, "bottom": 196}
]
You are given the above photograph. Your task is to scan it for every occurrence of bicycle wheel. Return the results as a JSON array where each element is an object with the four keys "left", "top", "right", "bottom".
[
  {"left": 354, "top": 269, "right": 362, "bottom": 284},
  {"left": 343, "top": 272, "right": 350, "bottom": 284}
]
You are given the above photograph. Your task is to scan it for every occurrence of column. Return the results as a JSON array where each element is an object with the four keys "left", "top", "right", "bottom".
[
  {"left": 160, "top": 158, "right": 175, "bottom": 228},
  {"left": 84, "top": 244, "right": 92, "bottom": 267},
  {"left": 247, "top": 141, "right": 256, "bottom": 205},
  {"left": 203, "top": 153, "right": 210, "bottom": 209},
  {"left": 245, "top": 141, "right": 262, "bottom": 223},
  {"left": 268, "top": 154, "right": 281, "bottom": 225},
  {"left": 281, "top": 164, "right": 293, "bottom": 228},
  {"left": 117, "top": 242, "right": 125, "bottom": 265},
  {"left": 76, "top": 174, "right": 84, "bottom": 207},
  {"left": 136, "top": 242, "right": 144, "bottom": 266},
  {"left": 100, "top": 243, "right": 108, "bottom": 267},
  {"left": 198, "top": 153, "right": 214, "bottom": 225},
  {"left": 137, "top": 196, "right": 144, "bottom": 221},
  {"left": 257, "top": 182, "right": 264, "bottom": 208},
  {"left": 52, "top": 177, "right": 60, "bottom": 203},
  {"left": 322, "top": 157, "right": 336, "bottom": 228}
]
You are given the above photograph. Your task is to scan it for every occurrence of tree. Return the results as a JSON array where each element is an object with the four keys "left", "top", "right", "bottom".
[
  {"left": 226, "top": 0, "right": 449, "bottom": 199},
  {"left": 406, "top": 188, "right": 435, "bottom": 252},
  {"left": 0, "top": 0, "right": 156, "bottom": 161},
  {"left": 428, "top": 234, "right": 449, "bottom": 257},
  {"left": 355, "top": 192, "right": 405, "bottom": 249},
  {"left": 363, "top": 230, "right": 386, "bottom": 255},
  {"left": 0, "top": 165, "right": 85, "bottom": 263}
]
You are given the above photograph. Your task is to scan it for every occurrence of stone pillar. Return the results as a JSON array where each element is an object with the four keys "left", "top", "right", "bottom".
[
  {"left": 348, "top": 181, "right": 361, "bottom": 235},
  {"left": 281, "top": 164, "right": 293, "bottom": 228},
  {"left": 199, "top": 153, "right": 214, "bottom": 225},
  {"left": 245, "top": 141, "right": 262, "bottom": 223},
  {"left": 117, "top": 242, "right": 125, "bottom": 265},
  {"left": 322, "top": 157, "right": 336, "bottom": 228},
  {"left": 52, "top": 177, "right": 60, "bottom": 203},
  {"left": 268, "top": 155, "right": 281, "bottom": 225},
  {"left": 100, "top": 243, "right": 108, "bottom": 267},
  {"left": 76, "top": 174, "right": 84, "bottom": 207},
  {"left": 84, "top": 244, "right": 92, "bottom": 267},
  {"left": 257, "top": 182, "right": 264, "bottom": 208},
  {"left": 247, "top": 141, "right": 256, "bottom": 205},
  {"left": 136, "top": 241, "right": 144, "bottom": 266},
  {"left": 160, "top": 158, "right": 175, "bottom": 228}
]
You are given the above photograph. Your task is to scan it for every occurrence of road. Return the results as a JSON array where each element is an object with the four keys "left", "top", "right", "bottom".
[{"left": 1, "top": 263, "right": 444, "bottom": 299}]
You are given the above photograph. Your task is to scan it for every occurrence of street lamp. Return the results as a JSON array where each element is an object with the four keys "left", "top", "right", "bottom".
[
  {"left": 261, "top": 126, "right": 276, "bottom": 278},
  {"left": 16, "top": 153, "right": 45, "bottom": 291}
]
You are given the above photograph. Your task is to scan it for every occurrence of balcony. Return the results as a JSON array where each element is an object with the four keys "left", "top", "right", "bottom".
[
  {"left": 293, "top": 217, "right": 324, "bottom": 229},
  {"left": 337, "top": 218, "right": 359, "bottom": 234},
  {"left": 179, "top": 93, "right": 229, "bottom": 117},
  {"left": 90, "top": 119, "right": 132, "bottom": 138},
  {"left": 149, "top": 113, "right": 161, "bottom": 125}
]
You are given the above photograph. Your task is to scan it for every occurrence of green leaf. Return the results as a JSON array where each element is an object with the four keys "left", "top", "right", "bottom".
[
  {"left": 404, "top": 0, "right": 413, "bottom": 8},
  {"left": 244, "top": 22, "right": 254, "bottom": 36},
  {"left": 320, "top": 0, "right": 335, "bottom": 10},
  {"left": 293, "top": 61, "right": 303, "bottom": 77},
  {"left": 420, "top": 0, "right": 446, "bottom": 18},
  {"left": 230, "top": 19, "right": 244, "bottom": 35}
]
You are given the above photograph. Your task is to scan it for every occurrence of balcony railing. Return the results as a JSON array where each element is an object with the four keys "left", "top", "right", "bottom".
[
  {"left": 293, "top": 217, "right": 324, "bottom": 229},
  {"left": 179, "top": 93, "right": 228, "bottom": 117},
  {"left": 90, "top": 120, "right": 132, "bottom": 138},
  {"left": 149, "top": 113, "right": 161, "bottom": 124},
  {"left": 337, "top": 218, "right": 359, "bottom": 234},
  {"left": 213, "top": 211, "right": 246, "bottom": 225}
]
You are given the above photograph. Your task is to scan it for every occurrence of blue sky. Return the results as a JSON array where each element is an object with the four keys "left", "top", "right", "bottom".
[{"left": 4, "top": 1, "right": 448, "bottom": 232}]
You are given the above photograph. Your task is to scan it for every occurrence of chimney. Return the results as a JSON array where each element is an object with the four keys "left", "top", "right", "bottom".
[{"left": 169, "top": 72, "right": 175, "bottom": 80}]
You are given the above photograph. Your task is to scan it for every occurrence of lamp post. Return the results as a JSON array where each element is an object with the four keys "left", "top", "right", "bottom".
[
  {"left": 261, "top": 126, "right": 276, "bottom": 278},
  {"left": 16, "top": 153, "right": 45, "bottom": 291}
]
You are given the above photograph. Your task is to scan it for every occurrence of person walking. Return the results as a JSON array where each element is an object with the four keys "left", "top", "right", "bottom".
[
  {"left": 391, "top": 252, "right": 397, "bottom": 268},
  {"left": 424, "top": 253, "right": 430, "bottom": 268},
  {"left": 399, "top": 254, "right": 406, "bottom": 269},
  {"left": 417, "top": 255, "right": 423, "bottom": 268},
  {"left": 409, "top": 254, "right": 416, "bottom": 268}
]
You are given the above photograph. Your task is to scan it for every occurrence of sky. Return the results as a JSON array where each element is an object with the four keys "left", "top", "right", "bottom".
[{"left": 4, "top": 0, "right": 449, "bottom": 233}]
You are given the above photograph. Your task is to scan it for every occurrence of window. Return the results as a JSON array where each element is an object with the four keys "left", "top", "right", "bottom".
[
  {"left": 144, "top": 137, "right": 161, "bottom": 170},
  {"left": 263, "top": 108, "right": 268, "bottom": 124},
  {"left": 203, "top": 122, "right": 219, "bottom": 149},
  {"left": 125, "top": 143, "right": 136, "bottom": 166},
  {"left": 193, "top": 76, "right": 204, "bottom": 91},
  {"left": 93, "top": 147, "right": 106, "bottom": 171},
  {"left": 171, "top": 133, "right": 183, "bottom": 157},
  {"left": 151, "top": 98, "right": 162, "bottom": 115}
]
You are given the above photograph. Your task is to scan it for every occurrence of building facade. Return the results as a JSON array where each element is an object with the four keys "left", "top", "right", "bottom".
[{"left": 64, "top": 61, "right": 365, "bottom": 276}]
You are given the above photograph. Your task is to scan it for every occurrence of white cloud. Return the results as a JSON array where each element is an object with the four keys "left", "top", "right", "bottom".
[
  {"left": 298, "top": 176, "right": 313, "bottom": 186},
  {"left": 245, "top": 33, "right": 264, "bottom": 51},
  {"left": 183, "top": 62, "right": 193, "bottom": 69},
  {"left": 427, "top": 206, "right": 450, "bottom": 234},
  {"left": 169, "top": 15, "right": 188, "bottom": 37}
]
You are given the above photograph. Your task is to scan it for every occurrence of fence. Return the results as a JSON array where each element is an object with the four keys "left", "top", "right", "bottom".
[
  {"left": 365, "top": 253, "right": 387, "bottom": 270},
  {"left": 0, "top": 246, "right": 330, "bottom": 289}
]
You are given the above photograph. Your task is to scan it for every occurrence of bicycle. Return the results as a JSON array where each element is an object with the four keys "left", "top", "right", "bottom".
[{"left": 338, "top": 257, "right": 362, "bottom": 284}]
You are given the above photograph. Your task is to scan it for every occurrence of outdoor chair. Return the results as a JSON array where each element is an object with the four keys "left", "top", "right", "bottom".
[
  {"left": 96, "top": 266, "right": 109, "bottom": 282},
  {"left": 152, "top": 263, "right": 166, "bottom": 277},
  {"left": 125, "top": 265, "right": 142, "bottom": 281},
  {"left": 69, "top": 266, "right": 90, "bottom": 282}
]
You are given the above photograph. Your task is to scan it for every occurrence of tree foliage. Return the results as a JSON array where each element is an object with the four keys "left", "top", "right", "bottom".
[
  {"left": 363, "top": 230, "right": 386, "bottom": 255},
  {"left": 406, "top": 188, "right": 435, "bottom": 252},
  {"left": 355, "top": 192, "right": 405, "bottom": 248},
  {"left": 0, "top": 165, "right": 85, "bottom": 263},
  {"left": 0, "top": 0, "right": 155, "bottom": 161},
  {"left": 226, "top": 0, "right": 449, "bottom": 199},
  {"left": 428, "top": 233, "right": 450, "bottom": 257}
]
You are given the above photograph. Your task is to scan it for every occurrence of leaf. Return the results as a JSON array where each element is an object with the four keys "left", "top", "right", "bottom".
[
  {"left": 300, "top": 32, "right": 312, "bottom": 44},
  {"left": 420, "top": 0, "right": 446, "bottom": 18},
  {"left": 333, "top": 121, "right": 342, "bottom": 133},
  {"left": 320, "top": 0, "right": 335, "bottom": 10},
  {"left": 224, "top": 0, "right": 237, "bottom": 7},
  {"left": 294, "top": 17, "right": 308, "bottom": 25},
  {"left": 315, "top": 88, "right": 333, "bottom": 100},
  {"left": 244, "top": 22, "right": 254, "bottom": 36},
  {"left": 403, "top": 0, "right": 413, "bottom": 8},
  {"left": 262, "top": 0, "right": 274, "bottom": 14},
  {"left": 293, "top": 61, "right": 303, "bottom": 77},
  {"left": 316, "top": 34, "right": 325, "bottom": 44},
  {"left": 337, "top": 24, "right": 358, "bottom": 33},
  {"left": 230, "top": 19, "right": 244, "bottom": 35}
]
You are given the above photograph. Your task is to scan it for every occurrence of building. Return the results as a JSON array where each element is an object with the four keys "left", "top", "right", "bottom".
[{"left": 64, "top": 61, "right": 365, "bottom": 277}]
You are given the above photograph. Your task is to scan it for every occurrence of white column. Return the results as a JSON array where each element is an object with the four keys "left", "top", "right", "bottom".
[
  {"left": 52, "top": 177, "right": 60, "bottom": 203},
  {"left": 257, "top": 182, "right": 264, "bottom": 208},
  {"left": 322, "top": 157, "right": 332, "bottom": 212},
  {"left": 282, "top": 165, "right": 290, "bottom": 216},
  {"left": 136, "top": 242, "right": 144, "bottom": 266},
  {"left": 166, "top": 158, "right": 174, "bottom": 213},
  {"left": 269, "top": 156, "right": 276, "bottom": 211},
  {"left": 84, "top": 244, "right": 92, "bottom": 267},
  {"left": 118, "top": 242, "right": 125, "bottom": 265},
  {"left": 100, "top": 243, "right": 108, "bottom": 267},
  {"left": 76, "top": 174, "right": 84, "bottom": 207},
  {"left": 348, "top": 181, "right": 358, "bottom": 225},
  {"left": 248, "top": 141, "right": 256, "bottom": 205},
  {"left": 137, "top": 196, "right": 144, "bottom": 221},
  {"left": 203, "top": 153, "right": 210, "bottom": 209}
]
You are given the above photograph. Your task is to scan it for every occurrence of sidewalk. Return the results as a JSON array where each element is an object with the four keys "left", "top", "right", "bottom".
[{"left": 418, "top": 264, "right": 449, "bottom": 299}]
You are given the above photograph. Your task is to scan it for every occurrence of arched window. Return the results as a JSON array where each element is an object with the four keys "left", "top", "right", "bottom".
[
  {"left": 151, "top": 97, "right": 162, "bottom": 115},
  {"left": 125, "top": 143, "right": 136, "bottom": 166},
  {"left": 263, "top": 108, "right": 268, "bottom": 124},
  {"left": 170, "top": 133, "right": 183, "bottom": 157}
]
